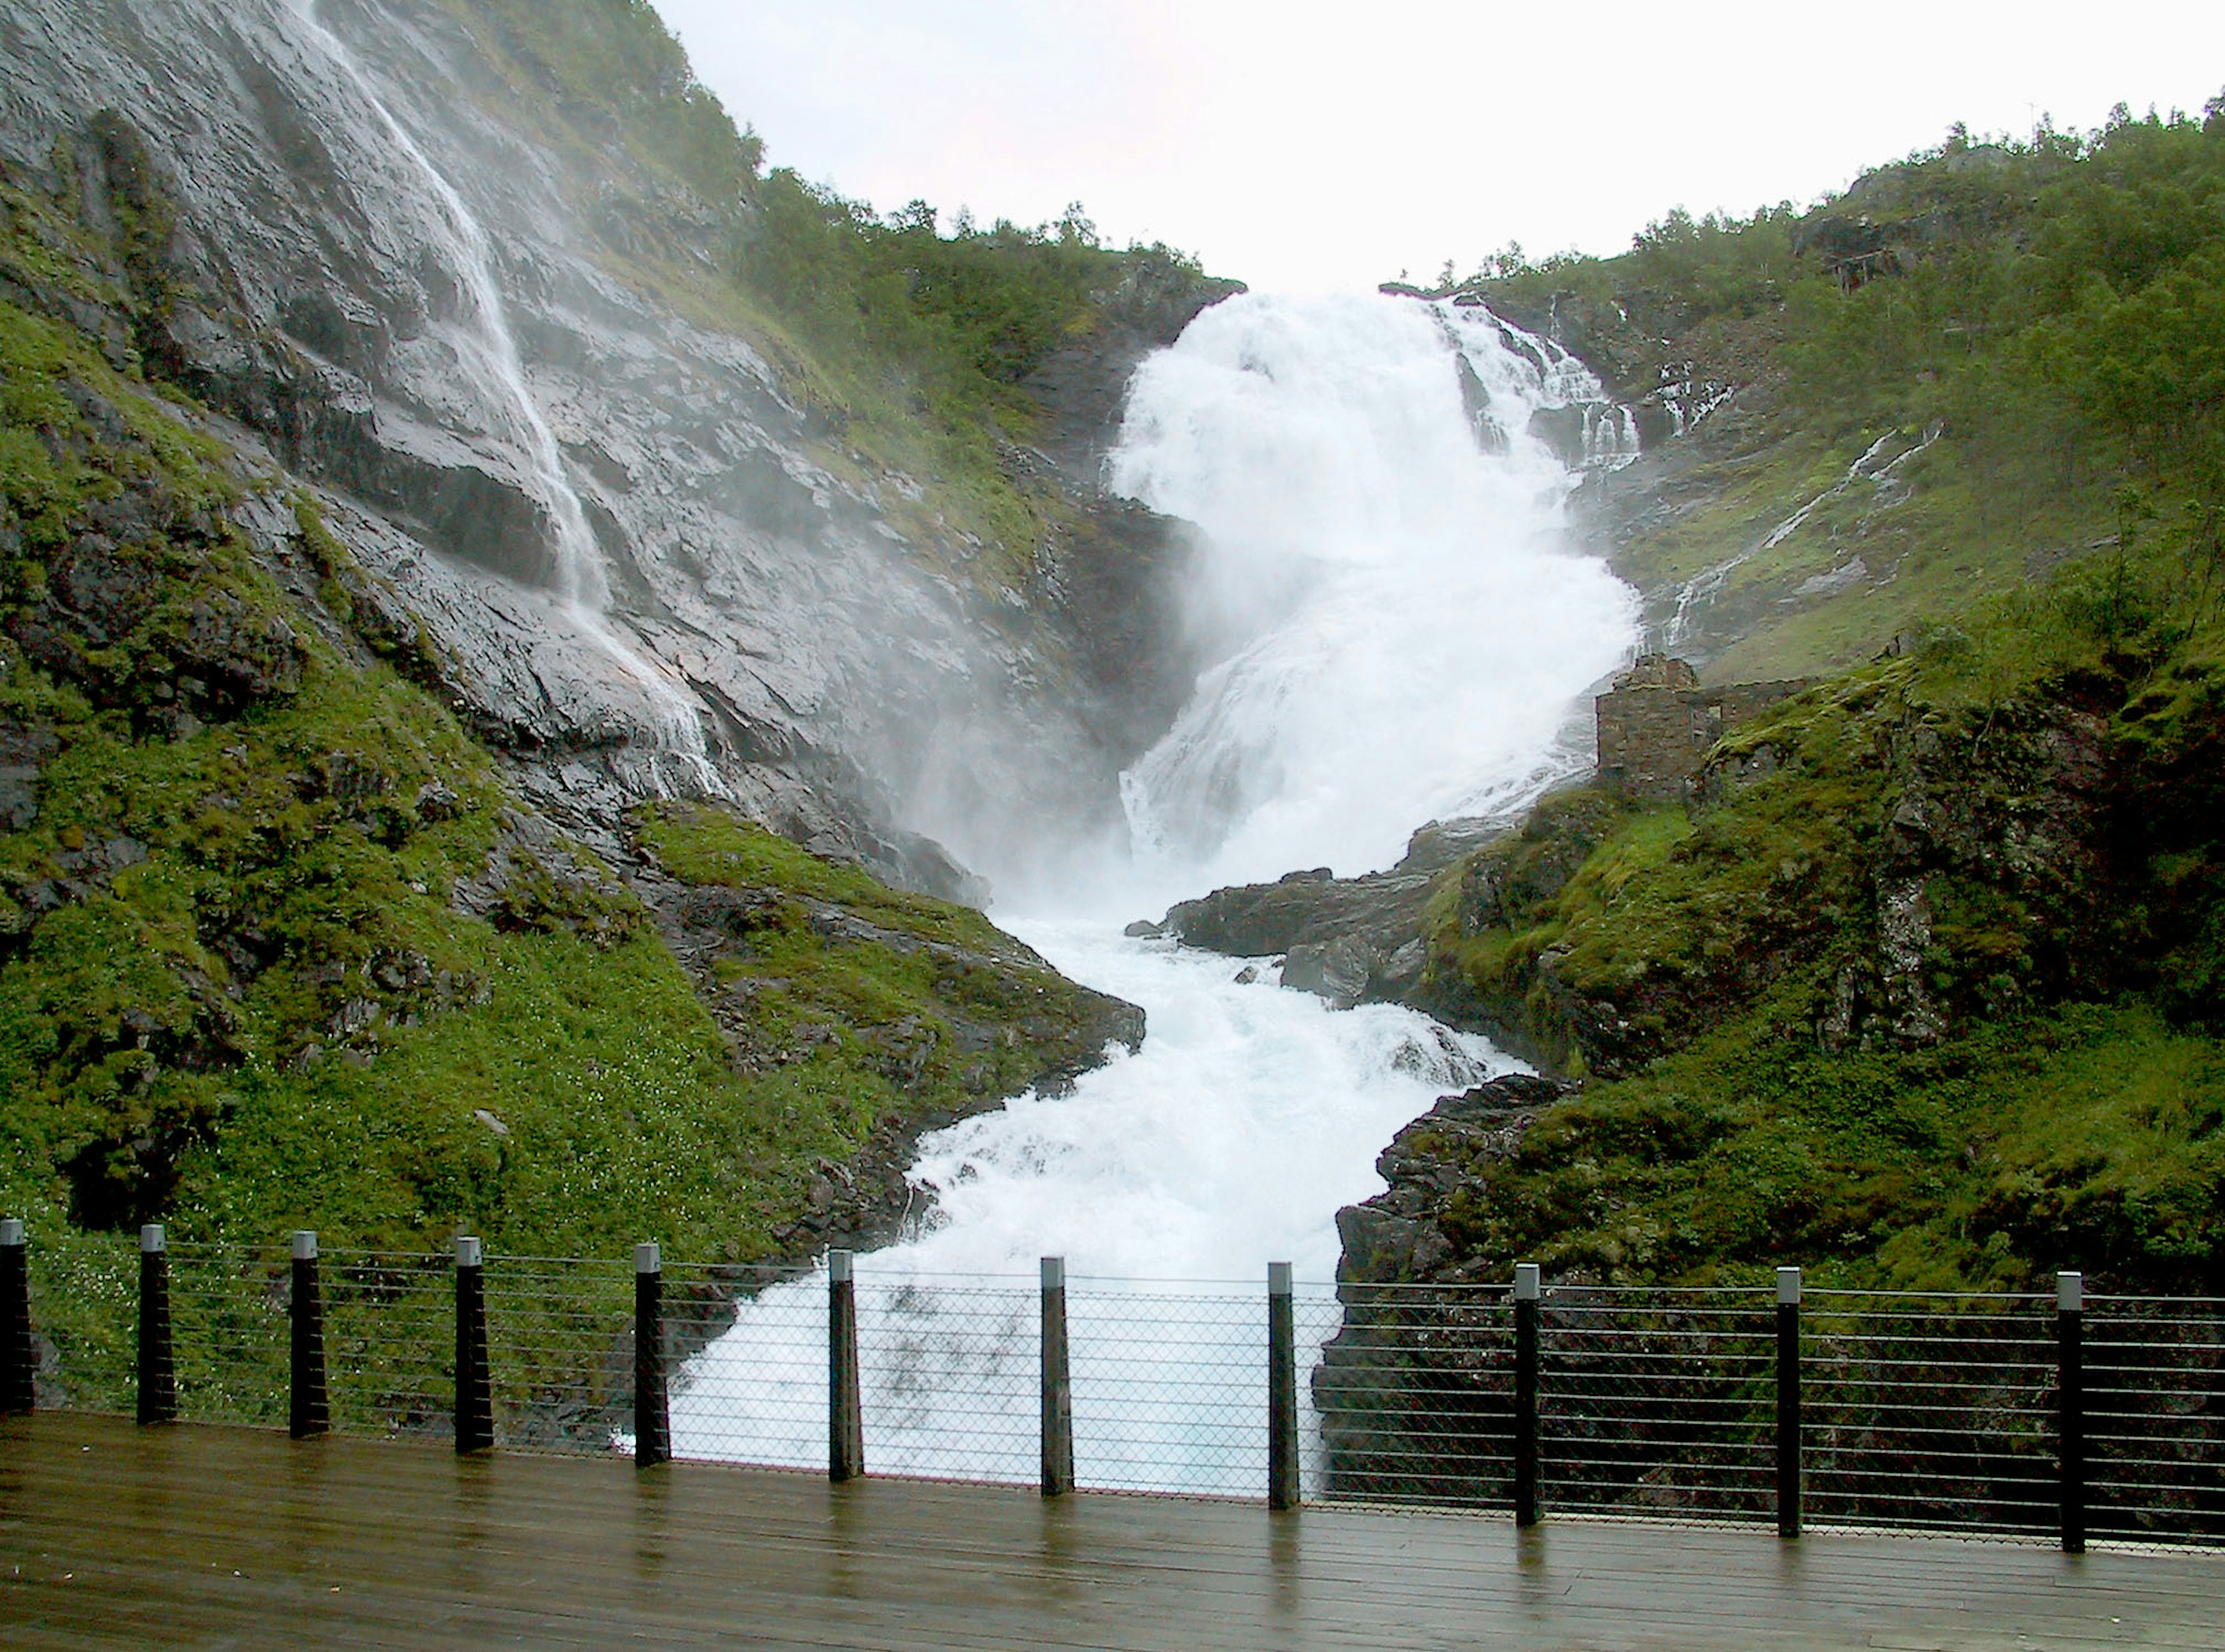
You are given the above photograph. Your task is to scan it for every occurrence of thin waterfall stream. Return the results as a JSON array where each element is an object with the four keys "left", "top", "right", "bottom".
[
  {"left": 673, "top": 292, "right": 1642, "bottom": 1490},
  {"left": 291, "top": 0, "right": 710, "bottom": 766}
]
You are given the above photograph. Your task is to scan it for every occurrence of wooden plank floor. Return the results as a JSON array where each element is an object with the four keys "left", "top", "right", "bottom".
[{"left": 2, "top": 1413, "right": 2217, "bottom": 1649}]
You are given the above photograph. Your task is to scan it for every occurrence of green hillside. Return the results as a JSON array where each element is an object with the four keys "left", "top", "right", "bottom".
[
  {"left": 1472, "top": 101, "right": 2225, "bottom": 684},
  {"left": 1391, "top": 101, "right": 2225, "bottom": 1292}
]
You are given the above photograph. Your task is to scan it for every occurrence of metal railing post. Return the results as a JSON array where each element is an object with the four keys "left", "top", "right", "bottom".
[
  {"left": 290, "top": 1230, "right": 329, "bottom": 1439},
  {"left": 1041, "top": 1256, "right": 1074, "bottom": 1497},
  {"left": 829, "top": 1249, "right": 863, "bottom": 1482},
  {"left": 2058, "top": 1271, "right": 2085, "bottom": 1554},
  {"left": 137, "top": 1223, "right": 175, "bottom": 1425},
  {"left": 1513, "top": 1262, "right": 1540, "bottom": 1527},
  {"left": 1776, "top": 1265, "right": 1802, "bottom": 1539},
  {"left": 635, "top": 1242, "right": 670, "bottom": 1468},
  {"left": 1267, "top": 1261, "right": 1298, "bottom": 1511},
  {"left": 2, "top": 1219, "right": 30, "bottom": 1414},
  {"left": 453, "top": 1236, "right": 492, "bottom": 1453}
]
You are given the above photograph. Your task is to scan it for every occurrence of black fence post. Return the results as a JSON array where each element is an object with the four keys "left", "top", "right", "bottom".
[
  {"left": 1267, "top": 1260, "right": 1298, "bottom": 1511},
  {"left": 454, "top": 1236, "right": 493, "bottom": 1454},
  {"left": 1513, "top": 1261, "right": 1540, "bottom": 1527},
  {"left": 290, "top": 1230, "right": 329, "bottom": 1440},
  {"left": 1776, "top": 1265, "right": 1802, "bottom": 1540},
  {"left": 829, "top": 1249, "right": 863, "bottom": 1482},
  {"left": 2, "top": 1219, "right": 30, "bottom": 1414},
  {"left": 635, "top": 1242, "right": 670, "bottom": 1468},
  {"left": 137, "top": 1223, "right": 176, "bottom": 1426},
  {"left": 1041, "top": 1256, "right": 1074, "bottom": 1497},
  {"left": 2058, "top": 1270, "right": 2085, "bottom": 1555}
]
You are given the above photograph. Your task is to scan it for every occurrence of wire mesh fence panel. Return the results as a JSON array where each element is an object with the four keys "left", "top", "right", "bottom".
[
  {"left": 852, "top": 1275, "right": 1038, "bottom": 1485},
  {"left": 482, "top": 1255, "right": 633, "bottom": 1455},
  {"left": 1067, "top": 1281, "right": 1264, "bottom": 1498},
  {"left": 165, "top": 1242, "right": 290, "bottom": 1427},
  {"left": 2086, "top": 1297, "right": 2224, "bottom": 1547},
  {"left": 1311, "top": 1282, "right": 1516, "bottom": 1509},
  {"left": 23, "top": 1232, "right": 137, "bottom": 1414},
  {"left": 1540, "top": 1289, "right": 1777, "bottom": 1523},
  {"left": 1294, "top": 1285, "right": 1349, "bottom": 1503},
  {"left": 319, "top": 1250, "right": 455, "bottom": 1441},
  {"left": 1803, "top": 1292, "right": 2058, "bottom": 1537},
  {"left": 666, "top": 1263, "right": 838, "bottom": 1469}
]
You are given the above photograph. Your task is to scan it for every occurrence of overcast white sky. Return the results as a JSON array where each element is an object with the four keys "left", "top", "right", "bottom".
[{"left": 656, "top": 1, "right": 2225, "bottom": 293}]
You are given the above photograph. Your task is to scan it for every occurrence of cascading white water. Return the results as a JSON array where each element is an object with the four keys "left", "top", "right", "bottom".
[
  {"left": 289, "top": 1, "right": 707, "bottom": 763},
  {"left": 1110, "top": 293, "right": 1637, "bottom": 887},
  {"left": 672, "top": 291, "right": 1642, "bottom": 1490},
  {"left": 674, "top": 924, "right": 1510, "bottom": 1489}
]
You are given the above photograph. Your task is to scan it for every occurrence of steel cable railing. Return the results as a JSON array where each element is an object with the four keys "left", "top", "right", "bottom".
[
  {"left": 22, "top": 1230, "right": 138, "bottom": 1413},
  {"left": 1539, "top": 1289, "right": 1778, "bottom": 1523},
  {"left": 665, "top": 1261, "right": 827, "bottom": 1469},
  {"left": 1068, "top": 1281, "right": 1264, "bottom": 1497},
  {"left": 320, "top": 1249, "right": 456, "bottom": 1439},
  {"left": 2085, "top": 1296, "right": 2225, "bottom": 1544},
  {"left": 159, "top": 1240, "right": 289, "bottom": 1427},
  {"left": 1312, "top": 1281, "right": 1517, "bottom": 1508},
  {"left": 3, "top": 1223, "right": 2219, "bottom": 1549},
  {"left": 1801, "top": 1291, "right": 2058, "bottom": 1539}
]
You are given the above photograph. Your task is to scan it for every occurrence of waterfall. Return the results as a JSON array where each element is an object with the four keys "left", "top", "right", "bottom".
[
  {"left": 1108, "top": 293, "right": 1637, "bottom": 888},
  {"left": 672, "top": 292, "right": 1643, "bottom": 1490},
  {"left": 288, "top": 1, "right": 707, "bottom": 763}
]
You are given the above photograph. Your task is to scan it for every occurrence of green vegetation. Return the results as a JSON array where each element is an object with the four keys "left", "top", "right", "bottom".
[
  {"left": 633, "top": 799, "right": 1135, "bottom": 1139},
  {"left": 1419, "top": 528, "right": 2225, "bottom": 1293},
  {"left": 0, "top": 287, "right": 728, "bottom": 1257},
  {"left": 1468, "top": 100, "right": 2225, "bottom": 681}
]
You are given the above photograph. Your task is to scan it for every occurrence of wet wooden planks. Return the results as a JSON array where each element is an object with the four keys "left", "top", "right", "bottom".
[{"left": 1, "top": 1412, "right": 2217, "bottom": 1649}]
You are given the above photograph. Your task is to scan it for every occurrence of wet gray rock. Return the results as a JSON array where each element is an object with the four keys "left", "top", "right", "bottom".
[
  {"left": 1281, "top": 936, "right": 1378, "bottom": 1010},
  {"left": 1155, "top": 817, "right": 1507, "bottom": 1009},
  {"left": 0, "top": 721, "right": 57, "bottom": 832},
  {"left": 1330, "top": 1072, "right": 1577, "bottom": 1288}
]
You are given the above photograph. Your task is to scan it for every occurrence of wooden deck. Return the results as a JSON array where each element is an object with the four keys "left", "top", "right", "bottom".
[{"left": 2, "top": 1413, "right": 2217, "bottom": 1649}]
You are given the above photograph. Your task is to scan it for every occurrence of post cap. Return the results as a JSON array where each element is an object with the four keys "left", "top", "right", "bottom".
[
  {"left": 1267, "top": 1261, "right": 1293, "bottom": 1295},
  {"left": 1513, "top": 1262, "right": 1540, "bottom": 1301},
  {"left": 454, "top": 1235, "right": 482, "bottom": 1268},
  {"left": 1041, "top": 1256, "right": 1064, "bottom": 1289},
  {"left": 291, "top": 1230, "right": 318, "bottom": 1261},
  {"left": 2058, "top": 1271, "right": 2084, "bottom": 1312},
  {"left": 140, "top": 1223, "right": 166, "bottom": 1253},
  {"left": 828, "top": 1248, "right": 853, "bottom": 1283},
  {"left": 635, "top": 1242, "right": 661, "bottom": 1275},
  {"left": 1777, "top": 1266, "right": 1802, "bottom": 1305},
  {"left": 0, "top": 1217, "right": 22, "bottom": 1247}
]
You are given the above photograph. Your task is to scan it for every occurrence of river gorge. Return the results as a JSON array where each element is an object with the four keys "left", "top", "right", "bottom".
[{"left": 9, "top": 0, "right": 2217, "bottom": 1501}]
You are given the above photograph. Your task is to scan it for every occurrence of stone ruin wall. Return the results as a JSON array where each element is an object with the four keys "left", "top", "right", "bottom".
[{"left": 1596, "top": 656, "right": 1813, "bottom": 802}]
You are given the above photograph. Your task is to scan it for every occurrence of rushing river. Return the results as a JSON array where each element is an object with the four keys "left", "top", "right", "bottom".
[{"left": 673, "top": 290, "right": 1640, "bottom": 1489}]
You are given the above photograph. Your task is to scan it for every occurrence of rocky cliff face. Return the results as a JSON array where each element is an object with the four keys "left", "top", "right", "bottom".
[{"left": 0, "top": 0, "right": 1224, "bottom": 897}]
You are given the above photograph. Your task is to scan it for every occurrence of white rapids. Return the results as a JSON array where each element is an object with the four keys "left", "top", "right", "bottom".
[
  {"left": 672, "top": 291, "right": 1640, "bottom": 1490},
  {"left": 1111, "top": 293, "right": 1637, "bottom": 885}
]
